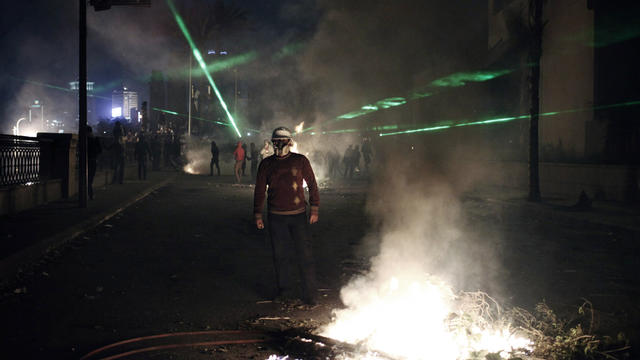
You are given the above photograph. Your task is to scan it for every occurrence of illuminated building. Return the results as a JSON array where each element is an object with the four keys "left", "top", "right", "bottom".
[
  {"left": 112, "top": 86, "right": 138, "bottom": 121},
  {"left": 69, "top": 80, "right": 97, "bottom": 125}
]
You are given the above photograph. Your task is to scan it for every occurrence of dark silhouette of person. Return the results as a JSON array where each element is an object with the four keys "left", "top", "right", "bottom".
[
  {"left": 113, "top": 120, "right": 123, "bottom": 140},
  {"left": 163, "top": 134, "right": 172, "bottom": 167},
  {"left": 87, "top": 126, "right": 101, "bottom": 200},
  {"left": 151, "top": 135, "right": 161, "bottom": 171},
  {"left": 210, "top": 140, "right": 220, "bottom": 176},
  {"left": 342, "top": 145, "right": 353, "bottom": 178},
  {"left": 112, "top": 121, "right": 125, "bottom": 184},
  {"left": 134, "top": 134, "right": 151, "bottom": 180},
  {"left": 170, "top": 136, "right": 181, "bottom": 169},
  {"left": 328, "top": 149, "right": 341, "bottom": 178},
  {"left": 248, "top": 142, "right": 259, "bottom": 178},
  {"left": 350, "top": 144, "right": 361, "bottom": 177},
  {"left": 233, "top": 141, "right": 245, "bottom": 183},
  {"left": 361, "top": 137, "right": 373, "bottom": 172},
  {"left": 253, "top": 127, "right": 319, "bottom": 305},
  {"left": 241, "top": 143, "right": 248, "bottom": 176}
]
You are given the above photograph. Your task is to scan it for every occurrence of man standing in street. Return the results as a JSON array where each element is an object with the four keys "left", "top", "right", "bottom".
[
  {"left": 87, "top": 126, "right": 101, "bottom": 200},
  {"left": 253, "top": 127, "right": 319, "bottom": 305},
  {"left": 233, "top": 141, "right": 245, "bottom": 183},
  {"left": 248, "top": 142, "right": 259, "bottom": 179},
  {"left": 134, "top": 133, "right": 151, "bottom": 180},
  {"left": 111, "top": 121, "right": 125, "bottom": 184},
  {"left": 210, "top": 140, "right": 220, "bottom": 176}
]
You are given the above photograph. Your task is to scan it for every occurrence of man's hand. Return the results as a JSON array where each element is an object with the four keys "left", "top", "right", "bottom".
[
  {"left": 256, "top": 218, "right": 265, "bottom": 230},
  {"left": 309, "top": 213, "right": 318, "bottom": 225}
]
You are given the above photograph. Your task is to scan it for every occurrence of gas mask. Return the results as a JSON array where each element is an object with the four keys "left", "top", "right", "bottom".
[{"left": 272, "top": 138, "right": 291, "bottom": 157}]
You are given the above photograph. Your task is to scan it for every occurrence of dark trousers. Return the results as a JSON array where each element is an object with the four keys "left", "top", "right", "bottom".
[
  {"left": 210, "top": 157, "right": 220, "bottom": 175},
  {"left": 137, "top": 159, "right": 147, "bottom": 180},
  {"left": 267, "top": 212, "right": 317, "bottom": 303},
  {"left": 88, "top": 159, "right": 96, "bottom": 199}
]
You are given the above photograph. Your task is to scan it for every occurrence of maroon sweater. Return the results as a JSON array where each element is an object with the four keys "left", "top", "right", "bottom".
[{"left": 253, "top": 153, "right": 319, "bottom": 219}]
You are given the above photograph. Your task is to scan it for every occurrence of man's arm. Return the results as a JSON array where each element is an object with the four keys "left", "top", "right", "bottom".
[
  {"left": 302, "top": 156, "right": 319, "bottom": 224},
  {"left": 253, "top": 160, "right": 268, "bottom": 229}
]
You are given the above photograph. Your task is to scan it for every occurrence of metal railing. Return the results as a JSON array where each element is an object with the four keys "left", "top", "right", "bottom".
[{"left": 0, "top": 134, "right": 41, "bottom": 186}]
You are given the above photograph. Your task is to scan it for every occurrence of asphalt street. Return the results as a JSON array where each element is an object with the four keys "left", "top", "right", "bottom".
[{"left": 0, "top": 174, "right": 638, "bottom": 358}]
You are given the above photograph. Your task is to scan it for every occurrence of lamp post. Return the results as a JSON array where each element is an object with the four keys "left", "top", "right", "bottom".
[
  {"left": 15, "top": 117, "right": 26, "bottom": 136},
  {"left": 188, "top": 52, "right": 192, "bottom": 137},
  {"left": 82, "top": 0, "right": 150, "bottom": 208}
]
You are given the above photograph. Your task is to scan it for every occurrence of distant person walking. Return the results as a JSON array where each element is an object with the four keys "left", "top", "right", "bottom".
[
  {"left": 328, "top": 149, "right": 340, "bottom": 178},
  {"left": 87, "top": 126, "right": 101, "bottom": 200},
  {"left": 134, "top": 134, "right": 151, "bottom": 180},
  {"left": 210, "top": 140, "right": 220, "bottom": 176},
  {"left": 361, "top": 137, "right": 372, "bottom": 173},
  {"left": 163, "top": 135, "right": 172, "bottom": 167},
  {"left": 112, "top": 121, "right": 125, "bottom": 184},
  {"left": 259, "top": 139, "right": 271, "bottom": 162},
  {"left": 248, "top": 142, "right": 259, "bottom": 178},
  {"left": 241, "top": 143, "right": 248, "bottom": 176},
  {"left": 351, "top": 145, "right": 361, "bottom": 177},
  {"left": 233, "top": 141, "right": 245, "bottom": 183},
  {"left": 253, "top": 126, "right": 319, "bottom": 305},
  {"left": 151, "top": 135, "right": 161, "bottom": 171},
  {"left": 342, "top": 145, "right": 353, "bottom": 178}
]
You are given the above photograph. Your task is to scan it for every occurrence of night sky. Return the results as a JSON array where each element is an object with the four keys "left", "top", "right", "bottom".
[{"left": 0, "top": 0, "right": 484, "bottom": 134}]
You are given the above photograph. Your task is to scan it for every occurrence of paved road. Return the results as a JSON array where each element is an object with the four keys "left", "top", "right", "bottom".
[
  {"left": 1, "top": 174, "right": 638, "bottom": 358},
  {"left": 0, "top": 174, "right": 368, "bottom": 358}
]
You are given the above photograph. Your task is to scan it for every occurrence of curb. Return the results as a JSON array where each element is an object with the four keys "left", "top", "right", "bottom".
[
  {"left": 0, "top": 176, "right": 176, "bottom": 284},
  {"left": 466, "top": 195, "right": 640, "bottom": 233}
]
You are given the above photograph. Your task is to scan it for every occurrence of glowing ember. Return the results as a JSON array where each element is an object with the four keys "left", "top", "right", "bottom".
[
  {"left": 183, "top": 164, "right": 197, "bottom": 174},
  {"left": 321, "top": 274, "right": 532, "bottom": 359}
]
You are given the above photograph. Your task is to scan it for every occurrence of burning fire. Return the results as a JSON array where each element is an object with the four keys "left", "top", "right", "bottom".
[
  {"left": 294, "top": 121, "right": 305, "bottom": 134},
  {"left": 321, "top": 274, "right": 532, "bottom": 359}
]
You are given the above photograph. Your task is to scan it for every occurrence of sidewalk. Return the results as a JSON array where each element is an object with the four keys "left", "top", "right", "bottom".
[
  {"left": 464, "top": 185, "right": 640, "bottom": 233},
  {"left": 0, "top": 169, "right": 177, "bottom": 284}
]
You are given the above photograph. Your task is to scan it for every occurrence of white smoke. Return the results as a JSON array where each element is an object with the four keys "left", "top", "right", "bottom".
[{"left": 320, "top": 160, "right": 530, "bottom": 359}]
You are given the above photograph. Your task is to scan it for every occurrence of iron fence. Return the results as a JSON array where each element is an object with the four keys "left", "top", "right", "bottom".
[{"left": 0, "top": 134, "right": 41, "bottom": 186}]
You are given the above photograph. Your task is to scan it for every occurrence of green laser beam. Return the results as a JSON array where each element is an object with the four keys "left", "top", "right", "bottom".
[
  {"left": 152, "top": 107, "right": 261, "bottom": 133},
  {"left": 166, "top": 0, "right": 241, "bottom": 138},
  {"left": 205, "top": 51, "right": 258, "bottom": 73},
  {"left": 272, "top": 42, "right": 305, "bottom": 61},
  {"left": 429, "top": 69, "right": 513, "bottom": 88},
  {"left": 378, "top": 99, "right": 640, "bottom": 137},
  {"left": 153, "top": 107, "right": 179, "bottom": 116},
  {"left": 96, "top": 44, "right": 289, "bottom": 94},
  {"left": 9, "top": 76, "right": 111, "bottom": 100},
  {"left": 301, "top": 68, "right": 516, "bottom": 133},
  {"left": 302, "top": 99, "right": 640, "bottom": 136}
]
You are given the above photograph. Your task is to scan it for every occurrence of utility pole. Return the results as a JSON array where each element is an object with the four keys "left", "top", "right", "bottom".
[
  {"left": 188, "top": 52, "right": 192, "bottom": 137},
  {"left": 528, "top": 0, "right": 543, "bottom": 202},
  {"left": 79, "top": 0, "right": 88, "bottom": 208},
  {"left": 81, "top": 0, "right": 150, "bottom": 208}
]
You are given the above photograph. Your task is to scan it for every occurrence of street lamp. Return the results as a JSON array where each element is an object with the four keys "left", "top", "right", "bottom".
[
  {"left": 80, "top": 0, "right": 150, "bottom": 208},
  {"left": 15, "top": 117, "right": 26, "bottom": 136}
]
